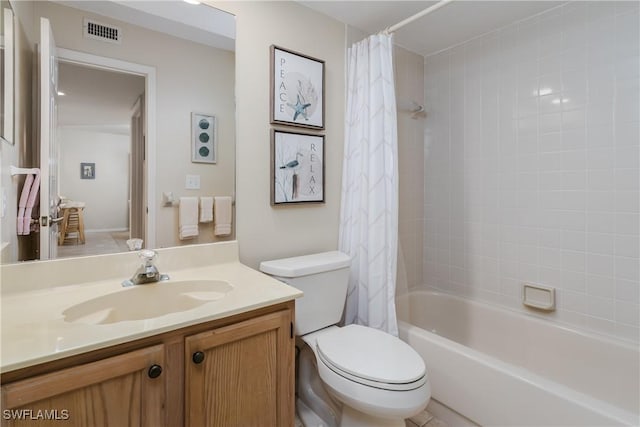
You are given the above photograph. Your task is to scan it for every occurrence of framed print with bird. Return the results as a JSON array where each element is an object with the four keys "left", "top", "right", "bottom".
[
  {"left": 271, "top": 45, "right": 325, "bottom": 129},
  {"left": 271, "top": 129, "right": 324, "bottom": 205}
]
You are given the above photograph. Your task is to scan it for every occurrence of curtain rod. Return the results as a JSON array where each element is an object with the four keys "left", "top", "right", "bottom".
[{"left": 384, "top": 0, "right": 454, "bottom": 34}]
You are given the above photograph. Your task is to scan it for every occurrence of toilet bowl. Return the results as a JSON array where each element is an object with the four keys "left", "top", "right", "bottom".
[
  {"left": 305, "top": 325, "right": 430, "bottom": 426},
  {"left": 260, "top": 252, "right": 430, "bottom": 427}
]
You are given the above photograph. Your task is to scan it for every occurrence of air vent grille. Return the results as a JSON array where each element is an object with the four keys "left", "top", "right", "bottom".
[{"left": 83, "top": 18, "right": 121, "bottom": 44}]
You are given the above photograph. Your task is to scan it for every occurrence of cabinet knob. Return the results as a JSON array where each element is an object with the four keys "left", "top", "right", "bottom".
[
  {"left": 192, "top": 351, "right": 205, "bottom": 364},
  {"left": 148, "top": 364, "right": 163, "bottom": 379}
]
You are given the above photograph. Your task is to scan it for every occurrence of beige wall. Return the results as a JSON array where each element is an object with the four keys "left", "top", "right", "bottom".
[
  {"left": 0, "top": 0, "right": 35, "bottom": 263},
  {"left": 4, "top": 0, "right": 347, "bottom": 267},
  {"left": 211, "top": 1, "right": 346, "bottom": 269}
]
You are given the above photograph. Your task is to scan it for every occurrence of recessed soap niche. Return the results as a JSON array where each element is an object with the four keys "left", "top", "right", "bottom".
[
  {"left": 191, "top": 112, "right": 216, "bottom": 164},
  {"left": 522, "top": 283, "right": 555, "bottom": 312}
]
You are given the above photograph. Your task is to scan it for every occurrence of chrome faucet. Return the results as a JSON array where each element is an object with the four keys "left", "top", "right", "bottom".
[{"left": 122, "top": 250, "right": 170, "bottom": 287}]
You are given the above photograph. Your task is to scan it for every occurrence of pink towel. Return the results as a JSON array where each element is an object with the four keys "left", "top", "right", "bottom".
[
  {"left": 16, "top": 174, "right": 34, "bottom": 235},
  {"left": 22, "top": 174, "right": 40, "bottom": 236}
]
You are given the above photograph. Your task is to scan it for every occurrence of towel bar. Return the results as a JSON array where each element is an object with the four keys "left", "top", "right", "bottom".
[
  {"left": 10, "top": 166, "right": 40, "bottom": 176},
  {"left": 164, "top": 198, "right": 235, "bottom": 207}
]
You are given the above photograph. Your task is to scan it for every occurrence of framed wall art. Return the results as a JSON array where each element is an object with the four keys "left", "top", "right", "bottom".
[
  {"left": 80, "top": 162, "right": 95, "bottom": 179},
  {"left": 271, "top": 45, "right": 325, "bottom": 130},
  {"left": 271, "top": 129, "right": 324, "bottom": 205},
  {"left": 192, "top": 112, "right": 216, "bottom": 164}
]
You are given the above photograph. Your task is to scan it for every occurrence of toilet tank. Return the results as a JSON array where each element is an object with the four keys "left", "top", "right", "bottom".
[{"left": 260, "top": 252, "right": 351, "bottom": 336}]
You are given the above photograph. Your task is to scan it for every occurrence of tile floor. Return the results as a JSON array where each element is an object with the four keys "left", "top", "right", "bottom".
[
  {"left": 293, "top": 411, "right": 448, "bottom": 427},
  {"left": 406, "top": 410, "right": 449, "bottom": 427},
  {"left": 57, "top": 230, "right": 130, "bottom": 258}
]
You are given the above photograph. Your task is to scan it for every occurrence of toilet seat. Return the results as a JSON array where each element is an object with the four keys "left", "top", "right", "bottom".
[{"left": 315, "top": 324, "right": 426, "bottom": 391}]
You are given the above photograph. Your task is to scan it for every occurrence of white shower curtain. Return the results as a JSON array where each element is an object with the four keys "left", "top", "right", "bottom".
[{"left": 339, "top": 34, "right": 399, "bottom": 336}]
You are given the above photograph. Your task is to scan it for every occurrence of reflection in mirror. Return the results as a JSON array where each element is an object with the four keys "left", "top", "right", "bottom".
[
  {"left": 3, "top": 0, "right": 235, "bottom": 264},
  {"left": 0, "top": 0, "right": 14, "bottom": 144}
]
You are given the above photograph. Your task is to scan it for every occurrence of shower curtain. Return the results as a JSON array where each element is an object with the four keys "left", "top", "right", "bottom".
[{"left": 339, "top": 34, "right": 399, "bottom": 336}]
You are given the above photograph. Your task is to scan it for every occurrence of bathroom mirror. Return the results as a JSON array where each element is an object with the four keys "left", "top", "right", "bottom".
[
  {"left": 4, "top": 0, "right": 235, "bottom": 263},
  {"left": 0, "top": 0, "right": 14, "bottom": 145}
]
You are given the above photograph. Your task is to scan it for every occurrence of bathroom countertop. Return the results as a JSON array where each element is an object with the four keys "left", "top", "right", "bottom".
[{"left": 0, "top": 242, "right": 303, "bottom": 373}]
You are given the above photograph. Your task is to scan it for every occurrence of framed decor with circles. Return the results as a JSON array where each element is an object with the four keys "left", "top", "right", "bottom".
[{"left": 191, "top": 112, "right": 216, "bottom": 164}]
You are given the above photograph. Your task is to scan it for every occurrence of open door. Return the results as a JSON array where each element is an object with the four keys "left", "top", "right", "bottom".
[
  {"left": 130, "top": 95, "right": 145, "bottom": 241},
  {"left": 38, "top": 17, "right": 60, "bottom": 260}
]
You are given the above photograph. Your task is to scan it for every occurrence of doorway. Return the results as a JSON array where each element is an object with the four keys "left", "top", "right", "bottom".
[{"left": 54, "top": 49, "right": 155, "bottom": 258}]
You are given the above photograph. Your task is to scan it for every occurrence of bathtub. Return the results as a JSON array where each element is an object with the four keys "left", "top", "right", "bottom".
[{"left": 396, "top": 290, "right": 640, "bottom": 426}]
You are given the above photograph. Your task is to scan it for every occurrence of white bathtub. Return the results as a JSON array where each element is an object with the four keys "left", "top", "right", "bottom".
[{"left": 396, "top": 290, "right": 640, "bottom": 426}]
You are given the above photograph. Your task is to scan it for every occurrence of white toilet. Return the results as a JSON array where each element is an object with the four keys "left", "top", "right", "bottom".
[{"left": 260, "top": 251, "right": 430, "bottom": 427}]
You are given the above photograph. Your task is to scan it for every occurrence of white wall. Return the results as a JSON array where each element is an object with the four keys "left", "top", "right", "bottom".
[
  {"left": 33, "top": 1, "right": 236, "bottom": 248},
  {"left": 211, "top": 1, "right": 346, "bottom": 269},
  {"left": 58, "top": 128, "right": 129, "bottom": 231},
  {"left": 422, "top": 2, "right": 639, "bottom": 342}
]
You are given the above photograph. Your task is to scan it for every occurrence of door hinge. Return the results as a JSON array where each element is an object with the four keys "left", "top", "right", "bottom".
[
  {"left": 290, "top": 322, "right": 293, "bottom": 339},
  {"left": 41, "top": 216, "right": 48, "bottom": 227}
]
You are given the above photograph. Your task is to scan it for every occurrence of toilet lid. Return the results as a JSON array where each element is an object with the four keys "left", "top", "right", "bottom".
[{"left": 316, "top": 324, "right": 425, "bottom": 386}]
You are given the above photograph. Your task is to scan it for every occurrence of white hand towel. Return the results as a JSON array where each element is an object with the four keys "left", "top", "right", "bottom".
[
  {"left": 199, "top": 197, "right": 213, "bottom": 223},
  {"left": 214, "top": 196, "right": 232, "bottom": 236},
  {"left": 179, "top": 197, "right": 199, "bottom": 240}
]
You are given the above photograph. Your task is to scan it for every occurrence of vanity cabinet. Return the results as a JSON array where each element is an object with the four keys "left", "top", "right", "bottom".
[
  {"left": 1, "top": 345, "right": 165, "bottom": 427},
  {"left": 0, "top": 302, "right": 295, "bottom": 427},
  {"left": 185, "top": 309, "right": 293, "bottom": 426}
]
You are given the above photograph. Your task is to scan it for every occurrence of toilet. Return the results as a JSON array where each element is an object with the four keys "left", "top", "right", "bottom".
[{"left": 260, "top": 251, "right": 430, "bottom": 427}]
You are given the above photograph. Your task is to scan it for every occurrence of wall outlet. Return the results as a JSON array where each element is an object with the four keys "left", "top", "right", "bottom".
[{"left": 185, "top": 175, "right": 200, "bottom": 190}]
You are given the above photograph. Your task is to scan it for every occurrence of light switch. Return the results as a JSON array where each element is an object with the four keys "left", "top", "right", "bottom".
[{"left": 185, "top": 175, "right": 200, "bottom": 190}]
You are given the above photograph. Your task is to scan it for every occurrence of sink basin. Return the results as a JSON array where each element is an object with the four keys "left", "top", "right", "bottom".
[{"left": 62, "top": 280, "right": 233, "bottom": 325}]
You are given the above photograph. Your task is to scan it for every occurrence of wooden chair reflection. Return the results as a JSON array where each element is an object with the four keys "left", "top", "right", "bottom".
[{"left": 58, "top": 205, "right": 85, "bottom": 245}]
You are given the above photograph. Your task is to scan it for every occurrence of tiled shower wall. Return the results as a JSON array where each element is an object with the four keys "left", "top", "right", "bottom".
[
  {"left": 422, "top": 2, "right": 639, "bottom": 342},
  {"left": 396, "top": 46, "right": 425, "bottom": 295}
]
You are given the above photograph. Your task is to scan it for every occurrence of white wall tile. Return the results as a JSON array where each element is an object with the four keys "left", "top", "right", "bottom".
[
  {"left": 615, "top": 234, "right": 640, "bottom": 258},
  {"left": 587, "top": 232, "right": 615, "bottom": 255},
  {"left": 563, "top": 250, "right": 587, "bottom": 272},
  {"left": 587, "top": 191, "right": 615, "bottom": 212},
  {"left": 616, "top": 278, "right": 640, "bottom": 303},
  {"left": 615, "top": 256, "right": 640, "bottom": 281},
  {"left": 587, "top": 295, "right": 615, "bottom": 320},
  {"left": 419, "top": 2, "right": 640, "bottom": 342},
  {"left": 588, "top": 274, "right": 615, "bottom": 298},
  {"left": 587, "top": 253, "right": 615, "bottom": 277},
  {"left": 615, "top": 301, "right": 640, "bottom": 326},
  {"left": 563, "top": 230, "right": 587, "bottom": 252}
]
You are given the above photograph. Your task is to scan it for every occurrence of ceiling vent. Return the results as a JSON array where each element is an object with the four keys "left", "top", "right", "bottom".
[{"left": 83, "top": 18, "right": 121, "bottom": 44}]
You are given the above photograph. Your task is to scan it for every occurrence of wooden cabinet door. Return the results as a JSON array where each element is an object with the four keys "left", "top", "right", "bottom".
[
  {"left": 185, "top": 309, "right": 294, "bottom": 427},
  {"left": 1, "top": 345, "right": 165, "bottom": 427}
]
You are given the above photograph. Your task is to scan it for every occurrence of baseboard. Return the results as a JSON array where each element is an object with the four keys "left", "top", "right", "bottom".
[
  {"left": 84, "top": 228, "right": 128, "bottom": 233},
  {"left": 427, "top": 399, "right": 479, "bottom": 427}
]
